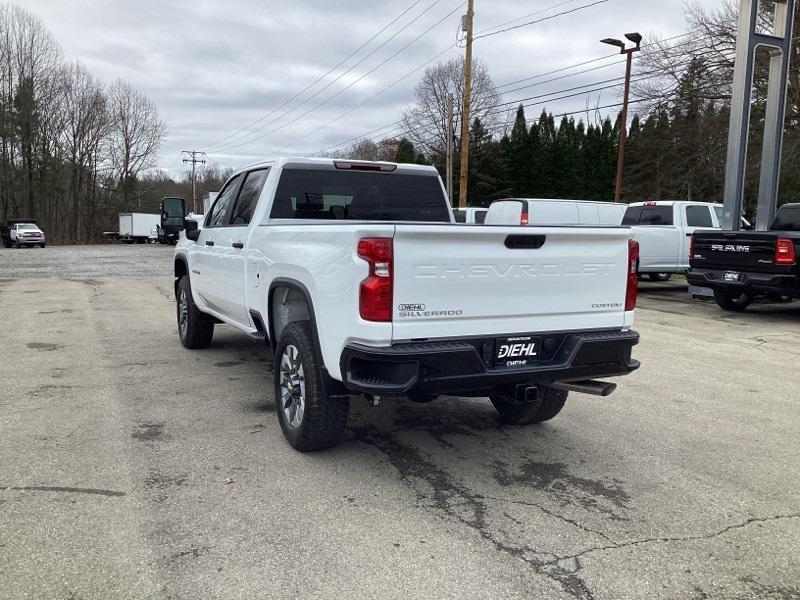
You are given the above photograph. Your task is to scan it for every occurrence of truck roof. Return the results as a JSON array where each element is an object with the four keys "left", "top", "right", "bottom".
[
  {"left": 627, "top": 200, "right": 722, "bottom": 207},
  {"left": 501, "top": 198, "right": 626, "bottom": 206},
  {"left": 241, "top": 157, "right": 439, "bottom": 176}
]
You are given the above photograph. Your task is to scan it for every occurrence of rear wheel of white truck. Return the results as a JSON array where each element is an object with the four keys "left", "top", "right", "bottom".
[
  {"left": 275, "top": 322, "right": 349, "bottom": 452},
  {"left": 176, "top": 275, "right": 214, "bottom": 349},
  {"left": 713, "top": 286, "right": 753, "bottom": 312},
  {"left": 647, "top": 273, "right": 671, "bottom": 282},
  {"left": 490, "top": 387, "right": 568, "bottom": 425}
]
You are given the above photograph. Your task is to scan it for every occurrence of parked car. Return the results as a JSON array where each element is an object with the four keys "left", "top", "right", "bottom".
[
  {"left": 1, "top": 220, "right": 45, "bottom": 248},
  {"left": 687, "top": 202, "right": 800, "bottom": 311},
  {"left": 485, "top": 198, "right": 627, "bottom": 226},
  {"left": 621, "top": 201, "right": 748, "bottom": 280},
  {"left": 162, "top": 158, "right": 640, "bottom": 452},
  {"left": 452, "top": 207, "right": 488, "bottom": 224}
]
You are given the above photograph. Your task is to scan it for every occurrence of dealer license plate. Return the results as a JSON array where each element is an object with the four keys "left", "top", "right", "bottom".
[
  {"left": 495, "top": 336, "right": 540, "bottom": 367},
  {"left": 723, "top": 271, "right": 741, "bottom": 282}
]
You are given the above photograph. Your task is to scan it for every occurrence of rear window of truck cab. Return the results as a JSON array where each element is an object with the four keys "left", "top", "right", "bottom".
[
  {"left": 269, "top": 169, "right": 450, "bottom": 222},
  {"left": 771, "top": 205, "right": 800, "bottom": 231},
  {"left": 622, "top": 205, "right": 674, "bottom": 226}
]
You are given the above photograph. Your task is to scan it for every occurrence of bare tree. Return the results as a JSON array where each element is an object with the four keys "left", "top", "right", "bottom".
[
  {"left": 340, "top": 138, "right": 379, "bottom": 161},
  {"left": 59, "top": 61, "right": 110, "bottom": 242},
  {"left": 401, "top": 57, "right": 501, "bottom": 159},
  {"left": 108, "top": 78, "right": 166, "bottom": 209}
]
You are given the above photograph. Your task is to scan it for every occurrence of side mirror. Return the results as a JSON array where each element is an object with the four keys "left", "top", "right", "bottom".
[
  {"left": 161, "top": 197, "right": 186, "bottom": 231},
  {"left": 185, "top": 219, "right": 200, "bottom": 242}
]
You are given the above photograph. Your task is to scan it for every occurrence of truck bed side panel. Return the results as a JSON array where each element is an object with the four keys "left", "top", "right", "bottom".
[{"left": 246, "top": 224, "right": 395, "bottom": 380}]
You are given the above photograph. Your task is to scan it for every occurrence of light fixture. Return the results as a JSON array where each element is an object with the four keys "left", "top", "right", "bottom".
[
  {"left": 625, "top": 32, "right": 643, "bottom": 46},
  {"left": 601, "top": 37, "right": 625, "bottom": 50}
]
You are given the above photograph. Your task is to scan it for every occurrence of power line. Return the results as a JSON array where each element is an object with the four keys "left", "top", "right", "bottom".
[
  {"left": 474, "top": 0, "right": 609, "bottom": 40},
  {"left": 281, "top": 42, "right": 458, "bottom": 155},
  {"left": 474, "top": 0, "right": 584, "bottom": 36},
  {"left": 208, "top": 1, "right": 465, "bottom": 154},
  {"left": 214, "top": 2, "right": 466, "bottom": 155},
  {"left": 202, "top": 0, "right": 431, "bottom": 151},
  {"left": 495, "top": 31, "right": 697, "bottom": 91},
  {"left": 284, "top": 0, "right": 606, "bottom": 156}
]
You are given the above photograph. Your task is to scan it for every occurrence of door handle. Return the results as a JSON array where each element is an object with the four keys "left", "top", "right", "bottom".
[
  {"left": 232, "top": 241, "right": 244, "bottom": 249},
  {"left": 205, "top": 240, "right": 215, "bottom": 246}
]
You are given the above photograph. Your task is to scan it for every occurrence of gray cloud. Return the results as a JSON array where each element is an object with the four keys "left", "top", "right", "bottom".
[{"left": 26, "top": 0, "right": 718, "bottom": 175}]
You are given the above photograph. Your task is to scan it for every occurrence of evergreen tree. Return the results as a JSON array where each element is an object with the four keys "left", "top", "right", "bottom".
[
  {"left": 502, "top": 106, "right": 533, "bottom": 197},
  {"left": 468, "top": 117, "right": 509, "bottom": 205},
  {"left": 395, "top": 137, "right": 417, "bottom": 163}
]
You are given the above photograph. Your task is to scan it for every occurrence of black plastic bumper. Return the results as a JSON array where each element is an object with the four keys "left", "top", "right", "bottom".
[
  {"left": 340, "top": 329, "right": 640, "bottom": 396},
  {"left": 687, "top": 268, "right": 798, "bottom": 296}
]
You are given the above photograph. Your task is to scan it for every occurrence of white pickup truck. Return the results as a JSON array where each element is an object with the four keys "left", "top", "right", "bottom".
[
  {"left": 2, "top": 221, "right": 46, "bottom": 248},
  {"left": 163, "top": 158, "right": 640, "bottom": 451},
  {"left": 622, "top": 200, "right": 750, "bottom": 279}
]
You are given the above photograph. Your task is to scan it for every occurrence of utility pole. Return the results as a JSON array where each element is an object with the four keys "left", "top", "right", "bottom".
[
  {"left": 446, "top": 93, "right": 454, "bottom": 201},
  {"left": 457, "top": 0, "right": 474, "bottom": 208},
  {"left": 601, "top": 33, "right": 641, "bottom": 202},
  {"left": 182, "top": 150, "right": 207, "bottom": 213}
]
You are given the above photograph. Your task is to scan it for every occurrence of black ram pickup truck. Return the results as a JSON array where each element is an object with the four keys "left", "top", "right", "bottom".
[{"left": 687, "top": 203, "right": 799, "bottom": 311}]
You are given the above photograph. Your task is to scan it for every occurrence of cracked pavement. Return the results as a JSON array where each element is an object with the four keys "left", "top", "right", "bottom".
[{"left": 1, "top": 245, "right": 799, "bottom": 599}]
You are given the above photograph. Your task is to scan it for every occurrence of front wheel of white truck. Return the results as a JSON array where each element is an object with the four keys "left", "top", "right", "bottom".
[
  {"left": 274, "top": 322, "right": 349, "bottom": 452},
  {"left": 176, "top": 275, "right": 214, "bottom": 349},
  {"left": 490, "top": 387, "right": 568, "bottom": 425}
]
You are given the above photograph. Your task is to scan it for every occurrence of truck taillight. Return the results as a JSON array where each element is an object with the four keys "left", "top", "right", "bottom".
[
  {"left": 520, "top": 204, "right": 529, "bottom": 225},
  {"left": 775, "top": 238, "right": 796, "bottom": 265},
  {"left": 357, "top": 237, "right": 393, "bottom": 322},
  {"left": 626, "top": 239, "right": 639, "bottom": 311}
]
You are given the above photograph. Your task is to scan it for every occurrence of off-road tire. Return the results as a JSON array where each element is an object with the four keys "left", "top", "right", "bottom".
[
  {"left": 490, "top": 387, "right": 568, "bottom": 425},
  {"left": 714, "top": 286, "right": 753, "bottom": 312},
  {"left": 176, "top": 275, "right": 214, "bottom": 349},
  {"left": 274, "top": 321, "right": 349, "bottom": 452}
]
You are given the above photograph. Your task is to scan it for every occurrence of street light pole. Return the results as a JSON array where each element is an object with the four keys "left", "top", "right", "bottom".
[{"left": 602, "top": 33, "right": 641, "bottom": 202}]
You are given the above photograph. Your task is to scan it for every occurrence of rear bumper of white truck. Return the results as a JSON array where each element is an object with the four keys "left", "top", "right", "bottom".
[{"left": 339, "top": 329, "right": 639, "bottom": 397}]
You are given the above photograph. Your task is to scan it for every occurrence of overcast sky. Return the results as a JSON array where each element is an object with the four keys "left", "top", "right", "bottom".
[{"left": 26, "top": 0, "right": 722, "bottom": 176}]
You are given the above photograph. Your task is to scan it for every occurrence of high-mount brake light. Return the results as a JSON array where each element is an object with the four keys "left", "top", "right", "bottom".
[
  {"left": 334, "top": 161, "right": 398, "bottom": 172},
  {"left": 626, "top": 239, "right": 639, "bottom": 311},
  {"left": 775, "top": 238, "right": 796, "bottom": 265},
  {"left": 520, "top": 203, "right": 529, "bottom": 225},
  {"left": 357, "top": 237, "right": 393, "bottom": 321}
]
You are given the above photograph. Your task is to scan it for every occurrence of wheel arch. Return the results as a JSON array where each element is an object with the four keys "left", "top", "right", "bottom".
[
  {"left": 267, "top": 278, "right": 321, "bottom": 356},
  {"left": 174, "top": 254, "right": 189, "bottom": 298}
]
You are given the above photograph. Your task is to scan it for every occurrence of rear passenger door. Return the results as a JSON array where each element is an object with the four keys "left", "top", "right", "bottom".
[{"left": 217, "top": 168, "right": 270, "bottom": 325}]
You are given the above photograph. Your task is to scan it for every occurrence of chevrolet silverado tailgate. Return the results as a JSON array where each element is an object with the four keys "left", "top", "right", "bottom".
[{"left": 391, "top": 225, "right": 633, "bottom": 341}]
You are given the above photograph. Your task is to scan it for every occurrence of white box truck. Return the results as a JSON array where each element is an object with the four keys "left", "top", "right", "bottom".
[{"left": 118, "top": 213, "right": 160, "bottom": 244}]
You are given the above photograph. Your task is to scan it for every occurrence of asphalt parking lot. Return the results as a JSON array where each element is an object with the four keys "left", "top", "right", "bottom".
[{"left": 1, "top": 245, "right": 799, "bottom": 600}]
